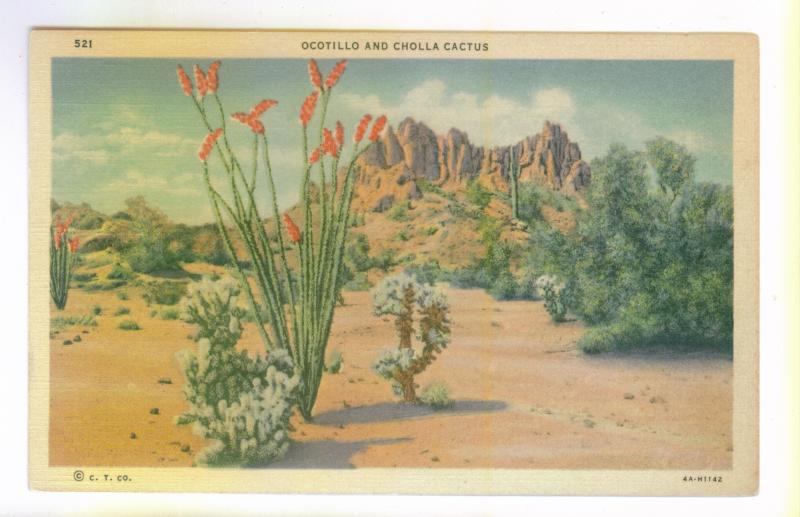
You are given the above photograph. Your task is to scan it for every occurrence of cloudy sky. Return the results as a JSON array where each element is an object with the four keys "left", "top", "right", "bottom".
[{"left": 53, "top": 58, "right": 732, "bottom": 224}]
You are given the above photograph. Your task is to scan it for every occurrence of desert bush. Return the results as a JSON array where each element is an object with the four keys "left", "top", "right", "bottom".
[
  {"left": 372, "top": 273, "right": 451, "bottom": 402},
  {"left": 72, "top": 272, "right": 97, "bottom": 283},
  {"left": 115, "top": 196, "right": 184, "bottom": 274},
  {"left": 91, "top": 305, "right": 102, "bottom": 316},
  {"left": 530, "top": 142, "right": 733, "bottom": 351},
  {"left": 175, "top": 277, "right": 299, "bottom": 466},
  {"left": 116, "top": 290, "right": 130, "bottom": 301},
  {"left": 387, "top": 200, "right": 413, "bottom": 222},
  {"left": 51, "top": 314, "right": 97, "bottom": 331},
  {"left": 395, "top": 230, "right": 410, "bottom": 242},
  {"left": 422, "top": 226, "right": 438, "bottom": 236},
  {"left": 342, "top": 271, "right": 372, "bottom": 291},
  {"left": 535, "top": 275, "right": 568, "bottom": 322},
  {"left": 419, "top": 382, "right": 454, "bottom": 410},
  {"left": 372, "top": 248, "right": 400, "bottom": 273},
  {"left": 160, "top": 308, "right": 181, "bottom": 320},
  {"left": 118, "top": 319, "right": 140, "bottom": 331},
  {"left": 325, "top": 349, "right": 343, "bottom": 374},
  {"left": 114, "top": 306, "right": 130, "bottom": 316},
  {"left": 404, "top": 260, "right": 444, "bottom": 286},
  {"left": 465, "top": 179, "right": 492, "bottom": 208},
  {"left": 143, "top": 281, "right": 187, "bottom": 306},
  {"left": 344, "top": 232, "right": 373, "bottom": 272},
  {"left": 106, "top": 263, "right": 136, "bottom": 281}
]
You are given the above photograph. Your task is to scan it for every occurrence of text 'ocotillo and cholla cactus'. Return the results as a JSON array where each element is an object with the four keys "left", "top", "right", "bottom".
[
  {"left": 372, "top": 273, "right": 451, "bottom": 402},
  {"left": 177, "top": 59, "right": 387, "bottom": 420},
  {"left": 50, "top": 216, "right": 79, "bottom": 310},
  {"left": 175, "top": 277, "right": 300, "bottom": 467}
]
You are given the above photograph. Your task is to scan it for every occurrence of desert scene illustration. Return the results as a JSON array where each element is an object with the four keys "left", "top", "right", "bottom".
[{"left": 48, "top": 57, "right": 734, "bottom": 469}]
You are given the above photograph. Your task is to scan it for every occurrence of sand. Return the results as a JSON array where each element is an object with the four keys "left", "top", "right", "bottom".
[{"left": 48, "top": 284, "right": 732, "bottom": 469}]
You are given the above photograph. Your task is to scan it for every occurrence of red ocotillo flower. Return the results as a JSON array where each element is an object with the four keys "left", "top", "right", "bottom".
[
  {"left": 248, "top": 119, "right": 265, "bottom": 134},
  {"left": 207, "top": 61, "right": 221, "bottom": 93},
  {"left": 299, "top": 91, "right": 319, "bottom": 127},
  {"left": 369, "top": 115, "right": 387, "bottom": 142},
  {"left": 53, "top": 217, "right": 73, "bottom": 250},
  {"left": 335, "top": 121, "right": 344, "bottom": 149},
  {"left": 193, "top": 65, "right": 208, "bottom": 97},
  {"left": 68, "top": 237, "right": 80, "bottom": 253},
  {"left": 283, "top": 213, "right": 301, "bottom": 244},
  {"left": 308, "top": 147, "right": 322, "bottom": 164},
  {"left": 251, "top": 99, "right": 278, "bottom": 118},
  {"left": 231, "top": 99, "right": 278, "bottom": 134},
  {"left": 231, "top": 112, "right": 250, "bottom": 125},
  {"left": 322, "top": 128, "right": 338, "bottom": 157},
  {"left": 325, "top": 60, "right": 347, "bottom": 89},
  {"left": 198, "top": 128, "right": 223, "bottom": 162},
  {"left": 176, "top": 65, "right": 193, "bottom": 96},
  {"left": 354, "top": 114, "right": 372, "bottom": 143},
  {"left": 308, "top": 59, "right": 322, "bottom": 90}
]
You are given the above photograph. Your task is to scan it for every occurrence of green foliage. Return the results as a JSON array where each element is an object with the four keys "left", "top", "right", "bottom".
[
  {"left": 422, "top": 226, "right": 438, "bottom": 236},
  {"left": 531, "top": 142, "right": 733, "bottom": 351},
  {"left": 419, "top": 382, "right": 454, "bottom": 410},
  {"left": 373, "top": 248, "right": 400, "bottom": 273},
  {"left": 404, "top": 260, "right": 444, "bottom": 286},
  {"left": 118, "top": 319, "right": 141, "bottom": 331},
  {"left": 535, "top": 275, "right": 568, "bottom": 323},
  {"left": 91, "top": 305, "right": 102, "bottom": 316},
  {"left": 325, "top": 349, "right": 343, "bottom": 374},
  {"left": 387, "top": 200, "right": 413, "bottom": 222},
  {"left": 114, "top": 306, "right": 130, "bottom": 316},
  {"left": 50, "top": 314, "right": 97, "bottom": 332},
  {"left": 645, "top": 137, "right": 696, "bottom": 201},
  {"left": 50, "top": 220, "right": 78, "bottom": 310},
  {"left": 516, "top": 182, "right": 579, "bottom": 223},
  {"left": 175, "top": 278, "right": 299, "bottom": 466},
  {"left": 341, "top": 271, "right": 372, "bottom": 291},
  {"left": 143, "top": 281, "right": 188, "bottom": 306},
  {"left": 118, "top": 196, "right": 184, "bottom": 274},
  {"left": 465, "top": 179, "right": 492, "bottom": 208},
  {"left": 106, "top": 263, "right": 136, "bottom": 281},
  {"left": 160, "top": 308, "right": 181, "bottom": 320},
  {"left": 395, "top": 230, "right": 410, "bottom": 242},
  {"left": 345, "top": 232, "right": 373, "bottom": 272},
  {"left": 116, "top": 290, "right": 130, "bottom": 301}
]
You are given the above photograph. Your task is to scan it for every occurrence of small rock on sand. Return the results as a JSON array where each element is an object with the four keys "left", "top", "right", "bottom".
[{"left": 623, "top": 393, "right": 635, "bottom": 400}]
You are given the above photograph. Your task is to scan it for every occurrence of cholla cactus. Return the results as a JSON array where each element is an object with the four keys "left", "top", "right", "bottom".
[
  {"left": 536, "top": 274, "right": 568, "bottom": 322},
  {"left": 372, "top": 273, "right": 451, "bottom": 402},
  {"left": 178, "top": 59, "right": 386, "bottom": 420},
  {"left": 175, "top": 278, "right": 300, "bottom": 467},
  {"left": 50, "top": 216, "right": 79, "bottom": 310}
]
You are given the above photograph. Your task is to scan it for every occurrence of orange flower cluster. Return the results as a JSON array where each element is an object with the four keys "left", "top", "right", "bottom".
[
  {"left": 231, "top": 99, "right": 278, "bottom": 134},
  {"left": 325, "top": 60, "right": 347, "bottom": 89},
  {"left": 335, "top": 121, "right": 344, "bottom": 148},
  {"left": 283, "top": 213, "right": 301, "bottom": 243},
  {"left": 369, "top": 115, "right": 387, "bottom": 142},
  {"left": 53, "top": 216, "right": 73, "bottom": 250},
  {"left": 308, "top": 147, "right": 322, "bottom": 165},
  {"left": 177, "top": 62, "right": 221, "bottom": 99},
  {"left": 308, "top": 59, "right": 323, "bottom": 90},
  {"left": 354, "top": 114, "right": 372, "bottom": 143},
  {"left": 322, "top": 127, "right": 339, "bottom": 157},
  {"left": 299, "top": 91, "right": 319, "bottom": 127},
  {"left": 176, "top": 65, "right": 193, "bottom": 96},
  {"left": 68, "top": 237, "right": 80, "bottom": 253},
  {"left": 198, "top": 128, "right": 224, "bottom": 162}
]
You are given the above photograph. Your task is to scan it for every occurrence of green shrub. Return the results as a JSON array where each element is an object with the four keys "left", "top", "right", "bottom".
[
  {"left": 372, "top": 248, "right": 400, "bottom": 273},
  {"left": 106, "top": 263, "right": 136, "bottom": 281},
  {"left": 116, "top": 290, "right": 130, "bottom": 301},
  {"left": 345, "top": 233, "right": 373, "bottom": 272},
  {"left": 114, "top": 306, "right": 130, "bottom": 316},
  {"left": 325, "top": 350, "right": 343, "bottom": 374},
  {"left": 404, "top": 260, "right": 444, "bottom": 286},
  {"left": 422, "top": 226, "right": 438, "bottom": 236},
  {"left": 118, "top": 319, "right": 141, "bottom": 331},
  {"left": 465, "top": 180, "right": 492, "bottom": 208},
  {"left": 91, "top": 305, "right": 102, "bottom": 316},
  {"left": 161, "top": 308, "right": 180, "bottom": 320},
  {"left": 72, "top": 272, "right": 97, "bottom": 283},
  {"left": 387, "top": 200, "right": 412, "bottom": 222},
  {"left": 51, "top": 314, "right": 97, "bottom": 331},
  {"left": 419, "top": 382, "right": 454, "bottom": 410},
  {"left": 395, "top": 230, "right": 410, "bottom": 242},
  {"left": 143, "top": 281, "right": 187, "bottom": 306},
  {"left": 535, "top": 275, "right": 568, "bottom": 322},
  {"left": 175, "top": 278, "right": 299, "bottom": 466},
  {"left": 342, "top": 271, "right": 372, "bottom": 291}
]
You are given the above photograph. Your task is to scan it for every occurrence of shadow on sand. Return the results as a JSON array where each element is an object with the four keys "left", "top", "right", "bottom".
[
  {"left": 311, "top": 399, "right": 508, "bottom": 427},
  {"left": 267, "top": 437, "right": 412, "bottom": 469}
]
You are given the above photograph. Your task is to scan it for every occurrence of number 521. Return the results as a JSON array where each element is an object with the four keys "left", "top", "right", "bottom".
[{"left": 73, "top": 39, "right": 92, "bottom": 48}]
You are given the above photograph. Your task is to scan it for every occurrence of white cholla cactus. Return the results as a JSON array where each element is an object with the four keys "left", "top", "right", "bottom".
[{"left": 175, "top": 279, "right": 299, "bottom": 467}]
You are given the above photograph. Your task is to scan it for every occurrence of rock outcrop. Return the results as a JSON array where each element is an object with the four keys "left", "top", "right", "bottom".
[{"left": 354, "top": 118, "right": 591, "bottom": 212}]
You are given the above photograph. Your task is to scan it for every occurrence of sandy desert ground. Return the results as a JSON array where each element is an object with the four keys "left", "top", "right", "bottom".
[{"left": 49, "top": 282, "right": 732, "bottom": 469}]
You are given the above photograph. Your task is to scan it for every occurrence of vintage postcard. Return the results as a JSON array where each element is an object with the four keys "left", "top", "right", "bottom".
[{"left": 29, "top": 30, "right": 758, "bottom": 495}]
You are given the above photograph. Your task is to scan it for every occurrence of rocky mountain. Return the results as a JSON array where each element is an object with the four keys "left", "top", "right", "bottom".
[{"left": 353, "top": 118, "right": 591, "bottom": 212}]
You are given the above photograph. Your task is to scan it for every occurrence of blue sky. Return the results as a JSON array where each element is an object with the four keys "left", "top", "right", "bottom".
[{"left": 52, "top": 58, "right": 733, "bottom": 224}]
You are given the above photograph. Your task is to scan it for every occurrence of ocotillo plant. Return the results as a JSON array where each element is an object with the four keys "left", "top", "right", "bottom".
[
  {"left": 507, "top": 146, "right": 521, "bottom": 220},
  {"left": 177, "top": 59, "right": 386, "bottom": 420},
  {"left": 50, "top": 216, "right": 79, "bottom": 310},
  {"left": 373, "top": 273, "right": 451, "bottom": 402}
]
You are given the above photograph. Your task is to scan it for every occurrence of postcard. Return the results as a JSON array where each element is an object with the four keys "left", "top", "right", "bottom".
[{"left": 29, "top": 30, "right": 759, "bottom": 494}]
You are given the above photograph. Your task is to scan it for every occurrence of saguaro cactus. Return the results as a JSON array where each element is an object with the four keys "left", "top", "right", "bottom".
[
  {"left": 507, "top": 146, "right": 521, "bottom": 220},
  {"left": 177, "top": 59, "right": 386, "bottom": 420},
  {"left": 373, "top": 273, "right": 451, "bottom": 402}
]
